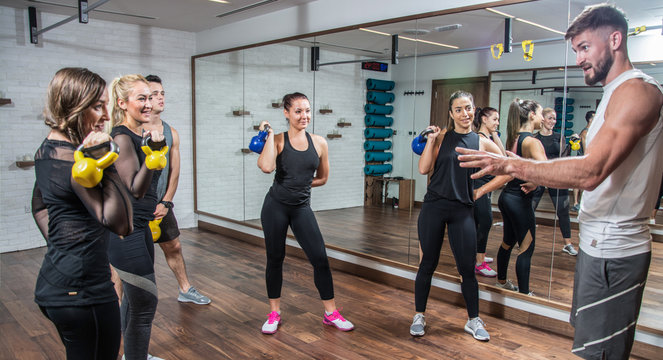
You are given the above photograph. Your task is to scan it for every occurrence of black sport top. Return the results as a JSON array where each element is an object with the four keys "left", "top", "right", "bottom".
[
  {"left": 111, "top": 126, "right": 161, "bottom": 225},
  {"left": 269, "top": 132, "right": 320, "bottom": 206},
  {"left": 424, "top": 130, "right": 479, "bottom": 206},
  {"left": 32, "top": 139, "right": 132, "bottom": 307},
  {"left": 504, "top": 132, "right": 533, "bottom": 195},
  {"left": 534, "top": 131, "right": 563, "bottom": 160}
]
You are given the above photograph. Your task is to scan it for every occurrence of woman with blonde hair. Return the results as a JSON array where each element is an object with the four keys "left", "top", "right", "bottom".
[
  {"left": 32, "top": 67, "right": 133, "bottom": 359},
  {"left": 108, "top": 74, "right": 164, "bottom": 360}
]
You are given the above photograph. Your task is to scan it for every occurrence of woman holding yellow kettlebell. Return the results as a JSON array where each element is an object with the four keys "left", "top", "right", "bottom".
[
  {"left": 32, "top": 68, "right": 134, "bottom": 360},
  {"left": 108, "top": 74, "right": 165, "bottom": 360}
]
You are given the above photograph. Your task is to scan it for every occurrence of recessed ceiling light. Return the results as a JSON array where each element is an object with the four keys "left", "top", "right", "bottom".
[
  {"left": 433, "top": 24, "right": 462, "bottom": 32},
  {"left": 209, "top": 0, "right": 230, "bottom": 3}
]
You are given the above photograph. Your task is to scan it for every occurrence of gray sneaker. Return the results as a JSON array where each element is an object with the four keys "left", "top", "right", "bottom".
[
  {"left": 178, "top": 287, "right": 211, "bottom": 305},
  {"left": 410, "top": 313, "right": 426, "bottom": 336},
  {"left": 495, "top": 279, "right": 518, "bottom": 292},
  {"left": 563, "top": 244, "right": 578, "bottom": 256},
  {"left": 465, "top": 317, "right": 490, "bottom": 341}
]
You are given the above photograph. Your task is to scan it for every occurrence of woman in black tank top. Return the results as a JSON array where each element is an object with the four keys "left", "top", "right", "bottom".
[
  {"left": 410, "top": 91, "right": 508, "bottom": 341},
  {"left": 257, "top": 92, "right": 354, "bottom": 335},
  {"left": 495, "top": 99, "right": 546, "bottom": 296},
  {"left": 471, "top": 106, "right": 506, "bottom": 277}
]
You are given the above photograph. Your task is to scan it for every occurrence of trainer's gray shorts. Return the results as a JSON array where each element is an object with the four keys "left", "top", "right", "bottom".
[
  {"left": 154, "top": 208, "right": 180, "bottom": 244},
  {"left": 570, "top": 249, "right": 650, "bottom": 359}
]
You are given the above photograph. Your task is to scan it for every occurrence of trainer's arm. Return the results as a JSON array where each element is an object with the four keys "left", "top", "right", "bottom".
[
  {"left": 458, "top": 80, "right": 663, "bottom": 191},
  {"left": 154, "top": 127, "right": 181, "bottom": 219}
]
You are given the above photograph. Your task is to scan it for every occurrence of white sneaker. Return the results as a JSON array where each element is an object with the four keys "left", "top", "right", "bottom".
[
  {"left": 464, "top": 317, "right": 490, "bottom": 341},
  {"left": 563, "top": 244, "right": 578, "bottom": 256},
  {"left": 495, "top": 279, "right": 518, "bottom": 292},
  {"left": 484, "top": 257, "right": 494, "bottom": 263},
  {"left": 261, "top": 311, "right": 280, "bottom": 334},
  {"left": 322, "top": 309, "right": 354, "bottom": 331},
  {"left": 410, "top": 313, "right": 426, "bottom": 336}
]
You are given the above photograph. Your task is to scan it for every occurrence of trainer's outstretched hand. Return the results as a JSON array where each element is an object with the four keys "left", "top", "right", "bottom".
[{"left": 456, "top": 147, "right": 519, "bottom": 179}]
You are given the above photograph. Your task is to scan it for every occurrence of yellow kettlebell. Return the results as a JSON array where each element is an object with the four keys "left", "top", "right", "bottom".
[
  {"left": 150, "top": 218, "right": 162, "bottom": 242},
  {"left": 569, "top": 134, "right": 581, "bottom": 151},
  {"left": 71, "top": 141, "right": 120, "bottom": 188},
  {"left": 141, "top": 135, "right": 169, "bottom": 170}
]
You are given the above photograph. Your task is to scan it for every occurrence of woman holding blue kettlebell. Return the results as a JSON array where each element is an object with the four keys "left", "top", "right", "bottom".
[
  {"left": 32, "top": 68, "right": 134, "bottom": 360},
  {"left": 410, "top": 90, "right": 509, "bottom": 341},
  {"left": 256, "top": 92, "right": 354, "bottom": 335}
]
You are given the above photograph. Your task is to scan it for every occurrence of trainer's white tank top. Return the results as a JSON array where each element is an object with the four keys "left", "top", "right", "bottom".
[{"left": 578, "top": 69, "right": 663, "bottom": 258}]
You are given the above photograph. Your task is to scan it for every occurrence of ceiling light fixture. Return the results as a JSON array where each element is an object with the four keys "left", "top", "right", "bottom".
[
  {"left": 209, "top": 0, "right": 230, "bottom": 3},
  {"left": 433, "top": 24, "right": 462, "bottom": 32},
  {"left": 486, "top": 7, "right": 565, "bottom": 36},
  {"left": 360, "top": 28, "right": 457, "bottom": 49}
]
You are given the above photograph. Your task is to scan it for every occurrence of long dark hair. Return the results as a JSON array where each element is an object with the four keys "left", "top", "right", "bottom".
[
  {"left": 506, "top": 98, "right": 540, "bottom": 150},
  {"left": 446, "top": 90, "right": 474, "bottom": 131},
  {"left": 473, "top": 106, "right": 498, "bottom": 132}
]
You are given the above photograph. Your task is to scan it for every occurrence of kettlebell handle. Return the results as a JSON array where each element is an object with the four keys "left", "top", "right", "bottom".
[{"left": 75, "top": 141, "right": 120, "bottom": 169}]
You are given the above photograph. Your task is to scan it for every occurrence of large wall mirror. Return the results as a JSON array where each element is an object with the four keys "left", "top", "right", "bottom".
[{"left": 193, "top": 0, "right": 662, "bottom": 333}]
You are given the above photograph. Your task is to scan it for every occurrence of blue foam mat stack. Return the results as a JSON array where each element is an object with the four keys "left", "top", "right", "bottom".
[{"left": 364, "top": 78, "right": 396, "bottom": 176}]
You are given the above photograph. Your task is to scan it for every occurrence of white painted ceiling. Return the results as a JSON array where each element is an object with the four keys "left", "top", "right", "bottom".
[{"left": 1, "top": 0, "right": 660, "bottom": 54}]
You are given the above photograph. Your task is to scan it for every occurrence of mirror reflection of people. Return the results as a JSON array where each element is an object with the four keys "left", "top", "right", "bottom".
[
  {"left": 143, "top": 74, "right": 211, "bottom": 305},
  {"left": 108, "top": 74, "right": 165, "bottom": 360},
  {"left": 532, "top": 108, "right": 577, "bottom": 256},
  {"left": 410, "top": 91, "right": 507, "bottom": 341},
  {"left": 571, "top": 110, "right": 595, "bottom": 212},
  {"left": 494, "top": 99, "right": 545, "bottom": 295},
  {"left": 471, "top": 107, "right": 506, "bottom": 277},
  {"left": 457, "top": 5, "right": 663, "bottom": 359},
  {"left": 257, "top": 92, "right": 354, "bottom": 334},
  {"left": 31, "top": 68, "right": 133, "bottom": 360}
]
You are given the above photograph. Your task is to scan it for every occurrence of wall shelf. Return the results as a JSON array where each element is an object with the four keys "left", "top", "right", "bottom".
[
  {"left": 319, "top": 109, "right": 333, "bottom": 114},
  {"left": 240, "top": 148, "right": 251, "bottom": 154},
  {"left": 327, "top": 133, "right": 342, "bottom": 139},
  {"left": 233, "top": 110, "right": 250, "bottom": 116},
  {"left": 0, "top": 98, "right": 11, "bottom": 106},
  {"left": 337, "top": 122, "right": 352, "bottom": 127},
  {"left": 16, "top": 160, "right": 35, "bottom": 168},
  {"left": 271, "top": 102, "right": 282, "bottom": 108}
]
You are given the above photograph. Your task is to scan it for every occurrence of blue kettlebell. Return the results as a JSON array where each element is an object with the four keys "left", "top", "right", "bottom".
[
  {"left": 249, "top": 124, "right": 271, "bottom": 153},
  {"left": 411, "top": 128, "right": 434, "bottom": 155}
]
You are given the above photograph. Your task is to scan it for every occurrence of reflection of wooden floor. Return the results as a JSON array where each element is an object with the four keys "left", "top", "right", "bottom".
[
  {"left": 247, "top": 204, "right": 662, "bottom": 331},
  {"left": 1, "top": 229, "right": 580, "bottom": 359}
]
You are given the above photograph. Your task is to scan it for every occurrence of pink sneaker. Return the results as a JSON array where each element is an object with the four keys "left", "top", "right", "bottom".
[
  {"left": 323, "top": 309, "right": 355, "bottom": 331},
  {"left": 261, "top": 311, "right": 280, "bottom": 334},
  {"left": 475, "top": 262, "right": 497, "bottom": 277}
]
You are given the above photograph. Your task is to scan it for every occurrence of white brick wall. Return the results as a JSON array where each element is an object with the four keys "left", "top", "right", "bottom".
[{"left": 0, "top": 6, "right": 195, "bottom": 252}]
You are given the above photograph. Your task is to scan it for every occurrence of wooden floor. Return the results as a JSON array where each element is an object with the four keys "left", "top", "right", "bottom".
[
  {"left": 246, "top": 204, "right": 663, "bottom": 331},
  {"left": 0, "top": 228, "right": 595, "bottom": 359}
]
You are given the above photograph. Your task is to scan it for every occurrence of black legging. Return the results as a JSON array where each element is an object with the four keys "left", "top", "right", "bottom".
[
  {"left": 531, "top": 187, "right": 571, "bottom": 238},
  {"left": 415, "top": 198, "right": 478, "bottom": 317},
  {"left": 39, "top": 301, "right": 121, "bottom": 360},
  {"left": 108, "top": 226, "right": 158, "bottom": 360},
  {"left": 498, "top": 190, "right": 536, "bottom": 294},
  {"left": 261, "top": 193, "right": 334, "bottom": 300},
  {"left": 473, "top": 191, "right": 492, "bottom": 254}
]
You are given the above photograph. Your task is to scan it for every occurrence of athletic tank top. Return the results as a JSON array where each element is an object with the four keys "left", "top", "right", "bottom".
[
  {"left": 474, "top": 132, "right": 495, "bottom": 187},
  {"left": 156, "top": 121, "right": 172, "bottom": 200},
  {"left": 503, "top": 132, "right": 533, "bottom": 196},
  {"left": 33, "top": 139, "right": 117, "bottom": 306},
  {"left": 534, "top": 131, "right": 562, "bottom": 160},
  {"left": 269, "top": 132, "right": 320, "bottom": 206},
  {"left": 424, "top": 130, "right": 479, "bottom": 206},
  {"left": 111, "top": 125, "right": 161, "bottom": 225},
  {"left": 578, "top": 69, "right": 663, "bottom": 258}
]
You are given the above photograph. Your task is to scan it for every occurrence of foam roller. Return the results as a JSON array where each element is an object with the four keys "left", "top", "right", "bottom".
[
  {"left": 364, "top": 152, "right": 393, "bottom": 162},
  {"left": 557, "top": 113, "right": 574, "bottom": 121},
  {"left": 364, "top": 128, "right": 393, "bottom": 139},
  {"left": 555, "top": 97, "right": 575, "bottom": 105},
  {"left": 366, "top": 91, "right": 395, "bottom": 105},
  {"left": 364, "top": 164, "right": 393, "bottom": 175},
  {"left": 364, "top": 140, "right": 392, "bottom": 151},
  {"left": 365, "top": 114, "right": 394, "bottom": 127},
  {"left": 366, "top": 78, "right": 395, "bottom": 91},
  {"left": 555, "top": 104, "right": 574, "bottom": 113},
  {"left": 365, "top": 103, "right": 394, "bottom": 115}
]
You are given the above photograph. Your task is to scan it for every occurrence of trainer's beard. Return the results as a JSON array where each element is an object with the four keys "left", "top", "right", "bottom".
[{"left": 584, "top": 52, "right": 613, "bottom": 86}]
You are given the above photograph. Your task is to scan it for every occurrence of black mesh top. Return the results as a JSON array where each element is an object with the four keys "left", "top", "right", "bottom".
[
  {"left": 111, "top": 125, "right": 161, "bottom": 226},
  {"left": 424, "top": 130, "right": 479, "bottom": 206},
  {"left": 32, "top": 138, "right": 132, "bottom": 307}
]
